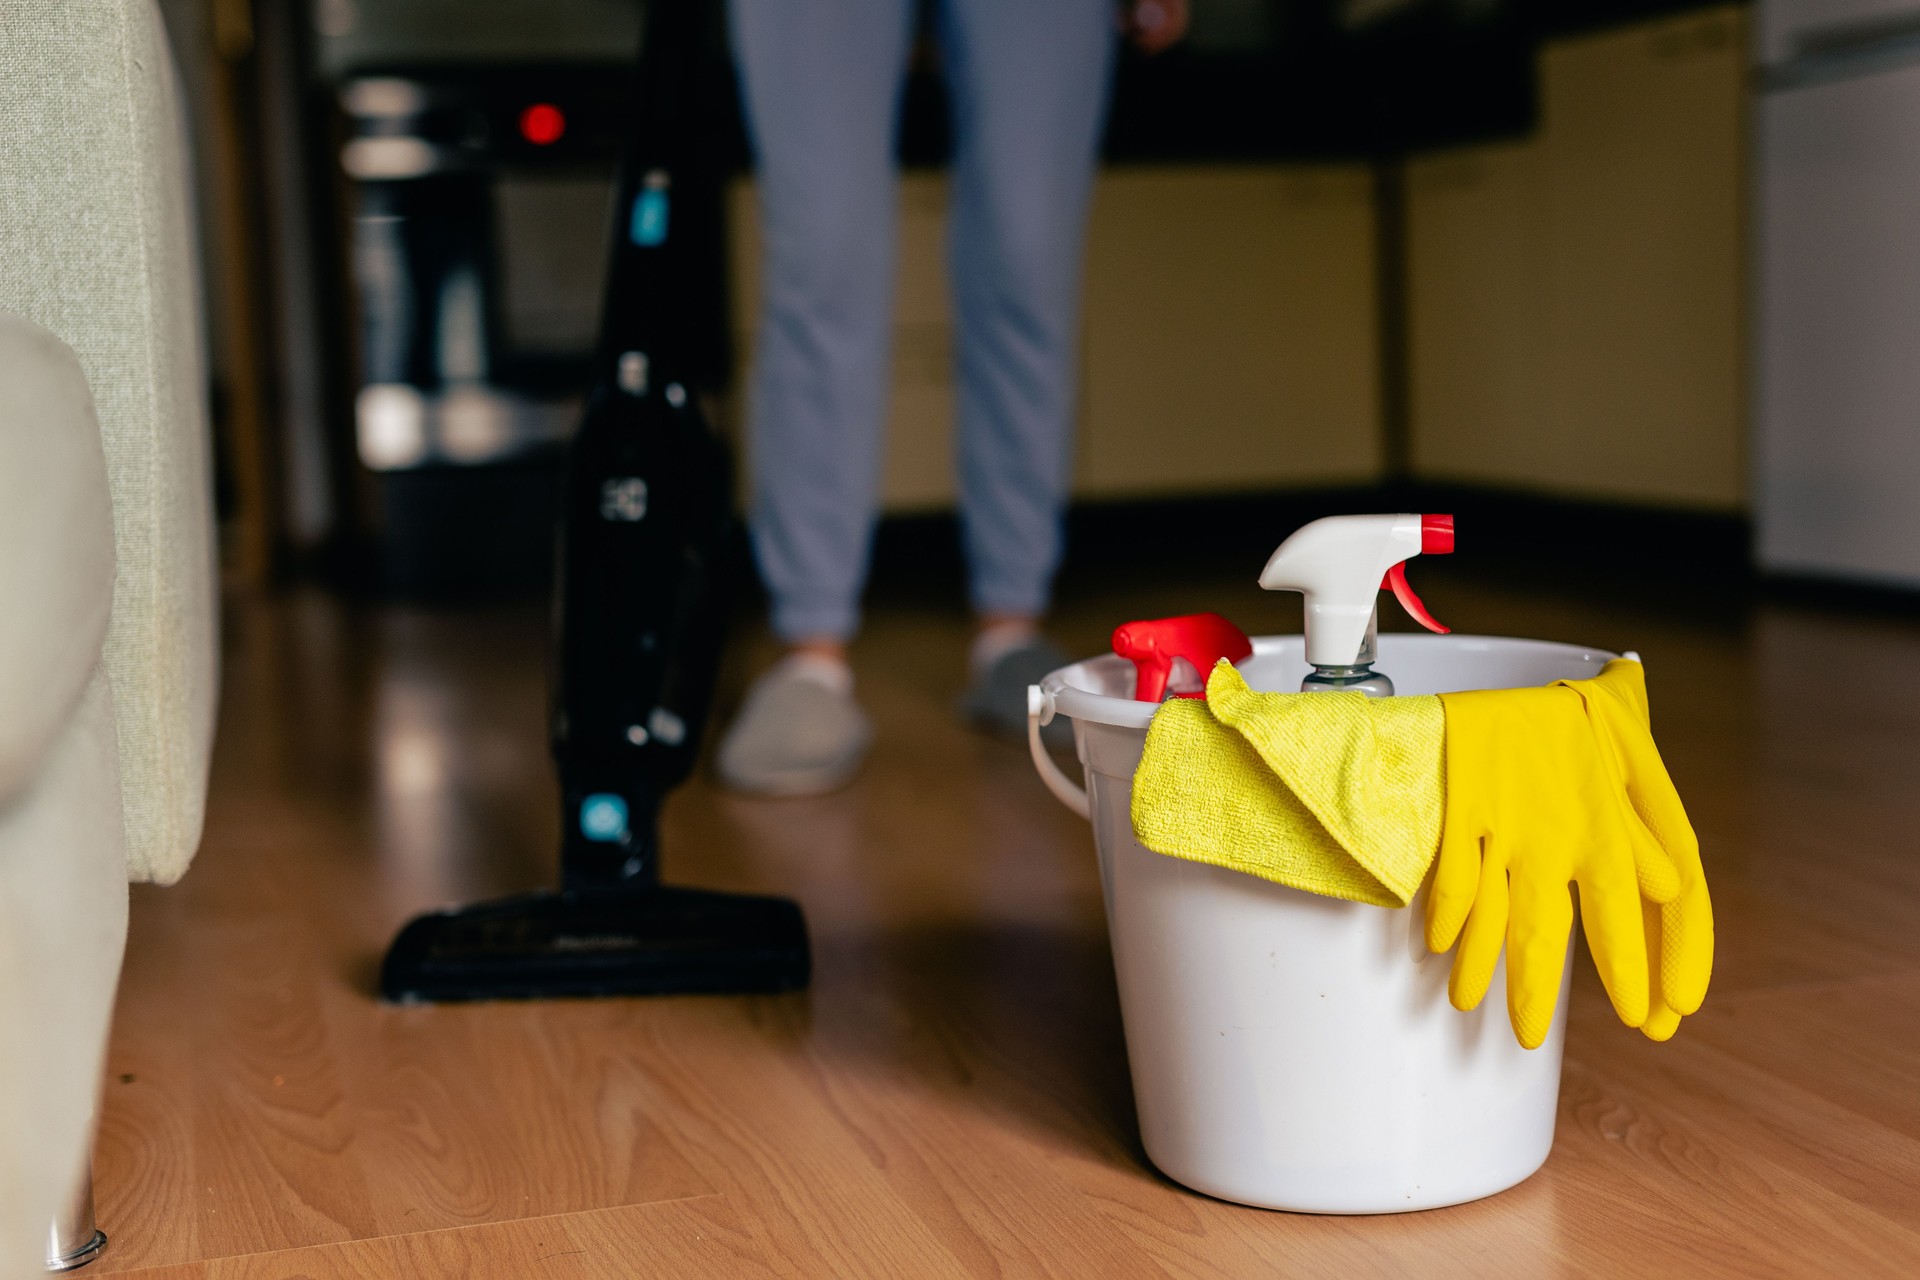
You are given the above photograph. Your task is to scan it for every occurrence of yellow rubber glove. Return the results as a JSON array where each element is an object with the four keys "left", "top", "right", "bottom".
[
  {"left": 1426, "top": 682, "right": 1684, "bottom": 1049},
  {"left": 1556, "top": 660, "right": 1713, "bottom": 1041}
]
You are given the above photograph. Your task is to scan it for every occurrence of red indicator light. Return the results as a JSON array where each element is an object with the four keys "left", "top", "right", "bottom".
[{"left": 519, "top": 103, "right": 566, "bottom": 146}]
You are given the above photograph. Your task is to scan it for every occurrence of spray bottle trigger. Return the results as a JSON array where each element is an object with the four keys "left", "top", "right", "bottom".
[{"left": 1383, "top": 561, "right": 1449, "bottom": 635}]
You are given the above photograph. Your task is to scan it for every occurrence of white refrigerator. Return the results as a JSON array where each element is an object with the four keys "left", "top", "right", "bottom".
[{"left": 1756, "top": 0, "right": 1920, "bottom": 587}]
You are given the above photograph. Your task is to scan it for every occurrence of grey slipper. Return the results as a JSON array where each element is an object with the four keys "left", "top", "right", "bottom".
[
  {"left": 962, "top": 638, "right": 1074, "bottom": 748},
  {"left": 716, "top": 661, "right": 873, "bottom": 797}
]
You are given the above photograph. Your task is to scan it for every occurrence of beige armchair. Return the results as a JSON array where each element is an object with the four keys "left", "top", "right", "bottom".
[{"left": 0, "top": 0, "right": 219, "bottom": 1273}]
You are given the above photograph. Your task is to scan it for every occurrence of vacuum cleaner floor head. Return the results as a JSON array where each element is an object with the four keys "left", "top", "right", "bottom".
[{"left": 381, "top": 887, "right": 811, "bottom": 1003}]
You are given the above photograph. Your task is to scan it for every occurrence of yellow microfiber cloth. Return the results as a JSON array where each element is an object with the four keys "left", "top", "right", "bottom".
[{"left": 1130, "top": 662, "right": 1445, "bottom": 907}]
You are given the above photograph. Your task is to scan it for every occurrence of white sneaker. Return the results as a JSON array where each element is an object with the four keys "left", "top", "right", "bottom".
[{"left": 716, "top": 655, "right": 872, "bottom": 797}]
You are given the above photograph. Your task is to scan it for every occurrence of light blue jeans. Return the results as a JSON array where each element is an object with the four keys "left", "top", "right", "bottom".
[{"left": 729, "top": 0, "right": 1117, "bottom": 642}]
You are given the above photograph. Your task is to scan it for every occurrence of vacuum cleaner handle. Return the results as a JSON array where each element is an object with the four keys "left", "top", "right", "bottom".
[{"left": 595, "top": 0, "right": 727, "bottom": 386}]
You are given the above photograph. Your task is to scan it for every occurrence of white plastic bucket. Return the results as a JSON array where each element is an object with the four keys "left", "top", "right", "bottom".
[{"left": 1026, "top": 633, "right": 1618, "bottom": 1213}]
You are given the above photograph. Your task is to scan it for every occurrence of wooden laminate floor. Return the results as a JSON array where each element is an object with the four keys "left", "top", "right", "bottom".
[{"left": 90, "top": 566, "right": 1920, "bottom": 1278}]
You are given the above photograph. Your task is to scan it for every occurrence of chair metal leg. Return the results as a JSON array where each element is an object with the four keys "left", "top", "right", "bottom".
[{"left": 44, "top": 1159, "right": 106, "bottom": 1272}]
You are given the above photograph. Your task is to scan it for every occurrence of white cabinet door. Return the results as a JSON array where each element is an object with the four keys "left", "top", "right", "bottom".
[{"left": 1757, "top": 60, "right": 1920, "bottom": 585}]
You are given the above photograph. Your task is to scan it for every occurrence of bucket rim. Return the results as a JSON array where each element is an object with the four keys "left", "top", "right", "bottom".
[{"left": 1039, "top": 632, "right": 1622, "bottom": 729}]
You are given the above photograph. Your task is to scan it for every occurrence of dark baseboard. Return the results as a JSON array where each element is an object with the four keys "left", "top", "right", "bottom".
[
  {"left": 866, "top": 483, "right": 1755, "bottom": 606},
  {"left": 311, "top": 474, "right": 1897, "bottom": 626},
  {"left": 1383, "top": 483, "right": 1752, "bottom": 579},
  {"left": 1761, "top": 572, "right": 1920, "bottom": 617},
  {"left": 866, "top": 486, "right": 1388, "bottom": 605}
]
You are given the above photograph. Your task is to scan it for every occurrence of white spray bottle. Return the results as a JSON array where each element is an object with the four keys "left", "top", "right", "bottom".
[{"left": 1259, "top": 513, "right": 1455, "bottom": 697}]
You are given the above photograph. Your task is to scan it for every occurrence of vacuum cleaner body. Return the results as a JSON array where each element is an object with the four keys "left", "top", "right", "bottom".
[
  {"left": 381, "top": 0, "right": 809, "bottom": 1003},
  {"left": 551, "top": 379, "right": 731, "bottom": 892}
]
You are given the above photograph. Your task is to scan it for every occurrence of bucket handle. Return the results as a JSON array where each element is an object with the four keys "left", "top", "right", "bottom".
[{"left": 1027, "top": 685, "right": 1090, "bottom": 820}]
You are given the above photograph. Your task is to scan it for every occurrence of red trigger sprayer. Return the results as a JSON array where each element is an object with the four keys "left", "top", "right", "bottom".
[
  {"left": 1257, "top": 514, "right": 1453, "bottom": 697},
  {"left": 1112, "top": 613, "right": 1254, "bottom": 702}
]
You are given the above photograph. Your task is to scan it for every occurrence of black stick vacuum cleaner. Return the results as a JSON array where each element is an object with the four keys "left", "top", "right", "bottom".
[{"left": 380, "top": 0, "right": 810, "bottom": 1002}]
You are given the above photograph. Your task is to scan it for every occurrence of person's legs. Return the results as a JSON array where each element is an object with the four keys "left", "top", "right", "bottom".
[
  {"left": 719, "top": 0, "right": 914, "bottom": 794},
  {"left": 939, "top": 0, "right": 1116, "bottom": 732},
  {"left": 728, "top": 0, "right": 915, "bottom": 648}
]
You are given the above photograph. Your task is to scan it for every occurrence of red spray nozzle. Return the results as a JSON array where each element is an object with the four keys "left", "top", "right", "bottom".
[
  {"left": 1112, "top": 613, "right": 1254, "bottom": 702},
  {"left": 1421, "top": 513, "right": 1455, "bottom": 555}
]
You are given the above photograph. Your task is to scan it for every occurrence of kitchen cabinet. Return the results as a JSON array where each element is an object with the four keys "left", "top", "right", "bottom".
[{"left": 1406, "top": 6, "right": 1747, "bottom": 510}]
